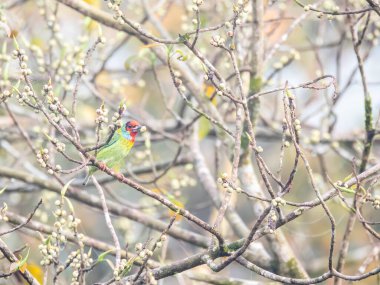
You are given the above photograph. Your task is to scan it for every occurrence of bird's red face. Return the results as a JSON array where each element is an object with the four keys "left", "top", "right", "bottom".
[{"left": 125, "top": 120, "right": 142, "bottom": 136}]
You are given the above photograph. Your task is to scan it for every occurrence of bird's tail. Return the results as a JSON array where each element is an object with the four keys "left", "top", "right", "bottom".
[{"left": 82, "top": 173, "right": 92, "bottom": 186}]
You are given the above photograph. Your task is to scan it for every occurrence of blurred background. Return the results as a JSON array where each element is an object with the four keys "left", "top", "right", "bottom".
[{"left": 0, "top": 0, "right": 380, "bottom": 284}]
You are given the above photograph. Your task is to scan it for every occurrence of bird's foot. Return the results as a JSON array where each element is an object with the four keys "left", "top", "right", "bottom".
[
  {"left": 116, "top": 173, "right": 125, "bottom": 181},
  {"left": 98, "top": 162, "right": 107, "bottom": 171}
]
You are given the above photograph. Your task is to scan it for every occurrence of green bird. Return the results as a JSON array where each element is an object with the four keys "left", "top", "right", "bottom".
[{"left": 83, "top": 120, "right": 145, "bottom": 185}]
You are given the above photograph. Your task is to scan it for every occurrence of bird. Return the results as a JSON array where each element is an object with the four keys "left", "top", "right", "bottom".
[{"left": 83, "top": 120, "right": 145, "bottom": 185}]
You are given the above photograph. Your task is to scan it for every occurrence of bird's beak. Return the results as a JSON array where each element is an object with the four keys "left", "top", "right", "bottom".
[{"left": 133, "top": 125, "right": 146, "bottom": 133}]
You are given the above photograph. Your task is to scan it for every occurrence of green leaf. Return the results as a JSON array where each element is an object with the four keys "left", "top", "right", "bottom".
[
  {"left": 17, "top": 248, "right": 30, "bottom": 270},
  {"left": 241, "top": 131, "right": 253, "bottom": 151},
  {"left": 14, "top": 80, "right": 20, "bottom": 90},
  {"left": 9, "top": 262, "right": 19, "bottom": 273},
  {"left": 178, "top": 33, "right": 190, "bottom": 43},
  {"left": 124, "top": 55, "right": 138, "bottom": 70},
  {"left": 337, "top": 198, "right": 356, "bottom": 213},
  {"left": 240, "top": 132, "right": 249, "bottom": 150},
  {"left": 174, "top": 49, "right": 188, "bottom": 61},
  {"left": 64, "top": 197, "right": 75, "bottom": 214},
  {"left": 336, "top": 185, "right": 356, "bottom": 194},
  {"left": 198, "top": 116, "right": 211, "bottom": 140},
  {"left": 44, "top": 236, "right": 51, "bottom": 245},
  {"left": 119, "top": 100, "right": 127, "bottom": 111},
  {"left": 87, "top": 248, "right": 92, "bottom": 258},
  {"left": 245, "top": 131, "right": 253, "bottom": 143},
  {"left": 96, "top": 249, "right": 114, "bottom": 263},
  {"left": 36, "top": 231, "right": 45, "bottom": 242},
  {"left": 104, "top": 259, "right": 114, "bottom": 270},
  {"left": 43, "top": 132, "right": 53, "bottom": 141},
  {"left": 12, "top": 35, "right": 19, "bottom": 50},
  {"left": 0, "top": 186, "right": 6, "bottom": 195},
  {"left": 342, "top": 173, "right": 353, "bottom": 182},
  {"left": 10, "top": 248, "right": 30, "bottom": 273},
  {"left": 285, "top": 89, "right": 294, "bottom": 99},
  {"left": 200, "top": 62, "right": 208, "bottom": 73},
  {"left": 61, "top": 179, "right": 74, "bottom": 198},
  {"left": 249, "top": 76, "right": 263, "bottom": 93},
  {"left": 119, "top": 257, "right": 137, "bottom": 277},
  {"left": 11, "top": 81, "right": 21, "bottom": 94}
]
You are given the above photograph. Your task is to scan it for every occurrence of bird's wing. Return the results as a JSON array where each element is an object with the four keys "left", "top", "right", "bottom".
[
  {"left": 98, "top": 131, "right": 120, "bottom": 151},
  {"left": 95, "top": 130, "right": 123, "bottom": 163}
]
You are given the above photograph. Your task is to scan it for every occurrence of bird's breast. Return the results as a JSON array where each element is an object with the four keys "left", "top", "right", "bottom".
[{"left": 119, "top": 138, "right": 135, "bottom": 154}]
